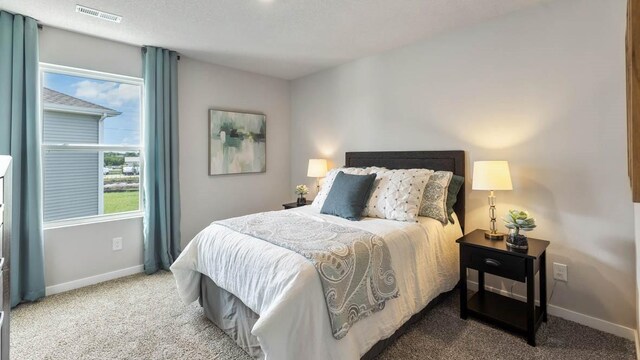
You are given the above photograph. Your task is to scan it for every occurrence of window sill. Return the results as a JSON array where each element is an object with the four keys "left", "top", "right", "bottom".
[{"left": 43, "top": 211, "right": 144, "bottom": 230}]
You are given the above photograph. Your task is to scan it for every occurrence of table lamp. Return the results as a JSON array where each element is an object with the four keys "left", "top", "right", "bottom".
[
  {"left": 307, "top": 159, "right": 328, "bottom": 193},
  {"left": 472, "top": 161, "right": 513, "bottom": 240}
]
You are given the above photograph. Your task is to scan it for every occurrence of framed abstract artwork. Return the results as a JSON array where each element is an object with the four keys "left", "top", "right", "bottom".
[{"left": 208, "top": 109, "right": 266, "bottom": 175}]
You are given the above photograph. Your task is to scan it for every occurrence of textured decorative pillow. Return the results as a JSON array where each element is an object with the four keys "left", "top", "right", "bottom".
[
  {"left": 366, "top": 166, "right": 387, "bottom": 173},
  {"left": 446, "top": 175, "right": 465, "bottom": 224},
  {"left": 364, "top": 168, "right": 433, "bottom": 222},
  {"left": 320, "top": 172, "right": 377, "bottom": 220},
  {"left": 312, "top": 167, "right": 384, "bottom": 209},
  {"left": 419, "top": 171, "right": 453, "bottom": 224}
]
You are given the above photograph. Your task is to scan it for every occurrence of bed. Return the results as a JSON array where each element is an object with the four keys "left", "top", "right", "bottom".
[{"left": 171, "top": 150, "right": 466, "bottom": 360}]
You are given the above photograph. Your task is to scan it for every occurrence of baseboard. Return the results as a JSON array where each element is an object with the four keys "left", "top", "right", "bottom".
[
  {"left": 467, "top": 280, "right": 636, "bottom": 341},
  {"left": 46, "top": 265, "right": 144, "bottom": 296}
]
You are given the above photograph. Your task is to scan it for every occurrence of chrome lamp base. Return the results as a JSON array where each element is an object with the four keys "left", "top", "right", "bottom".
[
  {"left": 484, "top": 231, "right": 506, "bottom": 240},
  {"left": 485, "top": 190, "right": 505, "bottom": 240}
]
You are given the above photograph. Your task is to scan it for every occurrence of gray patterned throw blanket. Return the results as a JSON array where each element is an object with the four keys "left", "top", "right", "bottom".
[{"left": 215, "top": 211, "right": 399, "bottom": 339}]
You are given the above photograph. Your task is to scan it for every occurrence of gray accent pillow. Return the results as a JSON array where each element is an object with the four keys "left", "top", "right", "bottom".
[
  {"left": 321, "top": 171, "right": 377, "bottom": 221},
  {"left": 419, "top": 171, "right": 453, "bottom": 224},
  {"left": 446, "top": 175, "right": 465, "bottom": 224},
  {"left": 312, "top": 167, "right": 383, "bottom": 210}
]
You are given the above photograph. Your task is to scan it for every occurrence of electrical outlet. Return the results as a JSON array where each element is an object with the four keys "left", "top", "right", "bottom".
[
  {"left": 112, "top": 237, "right": 123, "bottom": 251},
  {"left": 553, "top": 263, "right": 568, "bottom": 282}
]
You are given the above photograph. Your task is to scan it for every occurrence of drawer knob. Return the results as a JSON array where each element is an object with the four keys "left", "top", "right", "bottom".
[{"left": 484, "top": 258, "right": 501, "bottom": 267}]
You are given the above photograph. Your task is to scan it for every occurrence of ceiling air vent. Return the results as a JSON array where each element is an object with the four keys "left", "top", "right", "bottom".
[{"left": 75, "top": 5, "right": 122, "bottom": 23}]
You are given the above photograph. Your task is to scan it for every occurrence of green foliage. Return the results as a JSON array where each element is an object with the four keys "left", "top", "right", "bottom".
[
  {"left": 104, "top": 151, "right": 139, "bottom": 166},
  {"left": 104, "top": 153, "right": 125, "bottom": 166},
  {"left": 104, "top": 176, "right": 139, "bottom": 185},
  {"left": 502, "top": 209, "right": 536, "bottom": 231}
]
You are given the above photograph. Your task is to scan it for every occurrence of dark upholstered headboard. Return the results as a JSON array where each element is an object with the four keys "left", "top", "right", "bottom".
[{"left": 345, "top": 151, "right": 466, "bottom": 231}]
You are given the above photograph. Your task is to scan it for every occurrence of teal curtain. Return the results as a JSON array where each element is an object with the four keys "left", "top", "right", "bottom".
[
  {"left": 0, "top": 11, "right": 46, "bottom": 306},
  {"left": 142, "top": 46, "right": 181, "bottom": 274}
]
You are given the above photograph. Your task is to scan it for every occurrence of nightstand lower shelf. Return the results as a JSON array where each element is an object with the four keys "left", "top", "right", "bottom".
[
  {"left": 466, "top": 290, "right": 543, "bottom": 337},
  {"left": 457, "top": 229, "right": 550, "bottom": 346}
]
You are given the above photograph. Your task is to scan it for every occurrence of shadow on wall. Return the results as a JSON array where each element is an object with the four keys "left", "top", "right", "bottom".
[{"left": 483, "top": 245, "right": 636, "bottom": 331}]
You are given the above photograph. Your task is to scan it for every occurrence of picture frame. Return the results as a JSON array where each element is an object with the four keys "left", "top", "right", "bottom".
[{"left": 208, "top": 109, "right": 266, "bottom": 175}]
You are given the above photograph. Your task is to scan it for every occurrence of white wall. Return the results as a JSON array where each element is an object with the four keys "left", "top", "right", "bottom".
[
  {"left": 39, "top": 27, "right": 291, "bottom": 289},
  {"left": 291, "top": 0, "right": 635, "bottom": 329},
  {"left": 178, "top": 57, "right": 291, "bottom": 244}
]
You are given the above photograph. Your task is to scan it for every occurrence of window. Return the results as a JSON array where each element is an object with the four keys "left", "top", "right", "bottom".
[{"left": 40, "top": 64, "right": 143, "bottom": 224}]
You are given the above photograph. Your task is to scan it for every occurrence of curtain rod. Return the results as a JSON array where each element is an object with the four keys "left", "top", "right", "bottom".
[
  {"left": 1, "top": 9, "right": 43, "bottom": 28},
  {"left": 34, "top": 24, "right": 180, "bottom": 60},
  {"left": 141, "top": 47, "right": 181, "bottom": 61}
]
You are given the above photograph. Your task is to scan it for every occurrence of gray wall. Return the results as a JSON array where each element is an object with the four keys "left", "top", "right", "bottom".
[
  {"left": 40, "top": 27, "right": 145, "bottom": 289},
  {"left": 178, "top": 57, "right": 291, "bottom": 244},
  {"left": 290, "top": 0, "right": 634, "bottom": 329},
  {"left": 39, "top": 27, "right": 291, "bottom": 288},
  {"left": 636, "top": 205, "right": 640, "bottom": 341},
  {"left": 44, "top": 217, "right": 144, "bottom": 288},
  {"left": 43, "top": 110, "right": 100, "bottom": 222}
]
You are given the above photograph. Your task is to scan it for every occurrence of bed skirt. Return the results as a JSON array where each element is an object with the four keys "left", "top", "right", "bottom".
[
  {"left": 199, "top": 275, "right": 264, "bottom": 358},
  {"left": 199, "top": 273, "right": 456, "bottom": 360}
]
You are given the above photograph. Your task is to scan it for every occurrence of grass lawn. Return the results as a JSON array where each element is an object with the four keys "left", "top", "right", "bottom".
[{"left": 104, "top": 191, "right": 140, "bottom": 214}]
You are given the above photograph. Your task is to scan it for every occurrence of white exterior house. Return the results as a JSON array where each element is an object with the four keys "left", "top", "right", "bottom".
[{"left": 42, "top": 87, "right": 120, "bottom": 222}]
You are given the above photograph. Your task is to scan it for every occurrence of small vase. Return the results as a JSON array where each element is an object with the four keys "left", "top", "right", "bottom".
[
  {"left": 296, "top": 195, "right": 307, "bottom": 206},
  {"left": 506, "top": 228, "right": 528, "bottom": 250}
]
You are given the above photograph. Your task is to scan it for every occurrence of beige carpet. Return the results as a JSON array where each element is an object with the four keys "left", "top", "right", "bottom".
[{"left": 12, "top": 271, "right": 636, "bottom": 360}]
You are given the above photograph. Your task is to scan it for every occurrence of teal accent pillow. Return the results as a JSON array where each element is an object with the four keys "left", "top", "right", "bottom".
[
  {"left": 321, "top": 171, "right": 377, "bottom": 221},
  {"left": 447, "top": 175, "right": 464, "bottom": 224}
]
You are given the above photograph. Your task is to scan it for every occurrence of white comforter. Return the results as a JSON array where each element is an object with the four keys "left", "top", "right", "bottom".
[{"left": 171, "top": 206, "right": 462, "bottom": 360}]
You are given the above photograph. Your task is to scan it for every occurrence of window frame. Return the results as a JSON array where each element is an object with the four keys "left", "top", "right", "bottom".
[{"left": 39, "top": 63, "right": 145, "bottom": 229}]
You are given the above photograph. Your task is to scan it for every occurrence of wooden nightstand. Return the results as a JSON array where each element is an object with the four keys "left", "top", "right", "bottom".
[
  {"left": 456, "top": 229, "right": 550, "bottom": 346},
  {"left": 282, "top": 200, "right": 312, "bottom": 209}
]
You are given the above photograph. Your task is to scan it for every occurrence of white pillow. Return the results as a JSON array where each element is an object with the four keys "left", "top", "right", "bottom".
[
  {"left": 312, "top": 167, "right": 380, "bottom": 209},
  {"left": 418, "top": 171, "right": 453, "bottom": 224},
  {"left": 363, "top": 168, "right": 434, "bottom": 222}
]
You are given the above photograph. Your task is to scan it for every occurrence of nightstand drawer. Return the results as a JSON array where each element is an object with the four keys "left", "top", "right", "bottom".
[{"left": 467, "top": 247, "right": 525, "bottom": 281}]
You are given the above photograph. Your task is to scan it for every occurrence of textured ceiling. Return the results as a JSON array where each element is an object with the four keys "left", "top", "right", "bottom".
[{"left": 1, "top": 0, "right": 549, "bottom": 79}]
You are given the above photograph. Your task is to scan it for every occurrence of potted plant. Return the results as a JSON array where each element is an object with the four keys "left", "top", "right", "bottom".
[
  {"left": 502, "top": 209, "right": 536, "bottom": 250},
  {"left": 295, "top": 184, "right": 309, "bottom": 205}
]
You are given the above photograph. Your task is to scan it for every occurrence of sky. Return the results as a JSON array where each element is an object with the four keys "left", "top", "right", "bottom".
[{"left": 44, "top": 72, "right": 141, "bottom": 145}]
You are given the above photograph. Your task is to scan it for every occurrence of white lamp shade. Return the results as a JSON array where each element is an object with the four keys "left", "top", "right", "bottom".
[
  {"left": 307, "top": 159, "right": 328, "bottom": 178},
  {"left": 472, "top": 161, "right": 513, "bottom": 191}
]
